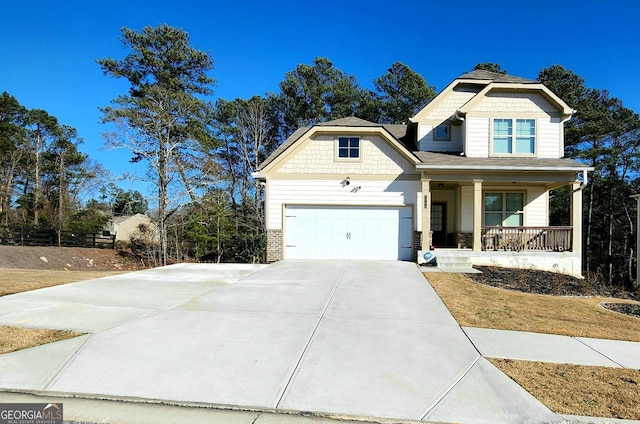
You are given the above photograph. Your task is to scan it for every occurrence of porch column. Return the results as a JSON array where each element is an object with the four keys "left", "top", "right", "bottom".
[
  {"left": 473, "top": 179, "right": 483, "bottom": 252},
  {"left": 570, "top": 181, "right": 582, "bottom": 254},
  {"left": 421, "top": 178, "right": 431, "bottom": 250}
]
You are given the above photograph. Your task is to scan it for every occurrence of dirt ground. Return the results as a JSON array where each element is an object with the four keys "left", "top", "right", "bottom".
[{"left": 0, "top": 246, "right": 145, "bottom": 272}]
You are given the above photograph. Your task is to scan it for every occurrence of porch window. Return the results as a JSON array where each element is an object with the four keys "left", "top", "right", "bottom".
[
  {"left": 492, "top": 119, "right": 535, "bottom": 155},
  {"left": 337, "top": 137, "right": 360, "bottom": 159},
  {"left": 484, "top": 193, "right": 524, "bottom": 226}
]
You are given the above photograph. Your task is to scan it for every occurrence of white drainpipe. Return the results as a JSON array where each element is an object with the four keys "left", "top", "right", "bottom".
[{"left": 579, "top": 169, "right": 589, "bottom": 189}]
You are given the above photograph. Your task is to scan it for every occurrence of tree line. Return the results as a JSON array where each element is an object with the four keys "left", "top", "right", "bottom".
[
  {"left": 0, "top": 92, "right": 149, "bottom": 234},
  {"left": 2, "top": 24, "right": 639, "bottom": 289},
  {"left": 92, "top": 24, "right": 437, "bottom": 265},
  {"left": 539, "top": 66, "right": 640, "bottom": 289},
  {"left": 0, "top": 95, "right": 99, "bottom": 239}
]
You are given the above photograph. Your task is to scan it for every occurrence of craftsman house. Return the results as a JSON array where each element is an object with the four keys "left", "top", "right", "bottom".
[{"left": 252, "top": 70, "right": 592, "bottom": 276}]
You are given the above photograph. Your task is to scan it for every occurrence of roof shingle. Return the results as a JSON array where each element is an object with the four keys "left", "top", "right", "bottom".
[
  {"left": 414, "top": 151, "right": 591, "bottom": 170},
  {"left": 316, "top": 117, "right": 380, "bottom": 127},
  {"left": 457, "top": 69, "right": 537, "bottom": 84}
]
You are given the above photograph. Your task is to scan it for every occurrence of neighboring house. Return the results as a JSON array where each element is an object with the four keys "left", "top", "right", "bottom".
[
  {"left": 104, "top": 213, "right": 156, "bottom": 243},
  {"left": 252, "top": 70, "right": 592, "bottom": 276}
]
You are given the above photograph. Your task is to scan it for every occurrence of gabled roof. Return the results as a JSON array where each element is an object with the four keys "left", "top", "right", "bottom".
[
  {"left": 457, "top": 82, "right": 574, "bottom": 118},
  {"left": 316, "top": 117, "right": 410, "bottom": 140},
  {"left": 255, "top": 117, "right": 413, "bottom": 173},
  {"left": 456, "top": 69, "right": 537, "bottom": 84},
  {"left": 113, "top": 215, "right": 131, "bottom": 224},
  {"left": 112, "top": 213, "right": 149, "bottom": 224},
  {"left": 383, "top": 124, "right": 411, "bottom": 141},
  {"left": 411, "top": 70, "right": 574, "bottom": 122},
  {"left": 316, "top": 117, "right": 378, "bottom": 127}
]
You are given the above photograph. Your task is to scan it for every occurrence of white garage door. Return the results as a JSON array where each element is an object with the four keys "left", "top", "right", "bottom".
[{"left": 285, "top": 206, "right": 413, "bottom": 260}]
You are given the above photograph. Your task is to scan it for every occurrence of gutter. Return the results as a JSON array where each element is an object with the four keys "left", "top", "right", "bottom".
[
  {"left": 416, "top": 164, "right": 594, "bottom": 172},
  {"left": 251, "top": 171, "right": 266, "bottom": 181}
]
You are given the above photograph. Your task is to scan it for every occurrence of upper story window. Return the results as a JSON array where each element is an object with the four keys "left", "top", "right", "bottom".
[
  {"left": 434, "top": 123, "right": 451, "bottom": 141},
  {"left": 492, "top": 119, "right": 536, "bottom": 155},
  {"left": 337, "top": 137, "right": 360, "bottom": 159}
]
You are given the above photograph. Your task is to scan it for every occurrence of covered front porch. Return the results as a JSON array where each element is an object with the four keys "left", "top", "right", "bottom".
[{"left": 415, "top": 167, "right": 587, "bottom": 277}]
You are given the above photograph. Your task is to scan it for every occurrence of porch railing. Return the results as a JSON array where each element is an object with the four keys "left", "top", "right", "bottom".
[{"left": 481, "top": 226, "right": 573, "bottom": 252}]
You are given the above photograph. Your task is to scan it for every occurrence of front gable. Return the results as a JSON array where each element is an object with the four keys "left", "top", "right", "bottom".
[
  {"left": 470, "top": 90, "right": 559, "bottom": 114},
  {"left": 458, "top": 83, "right": 574, "bottom": 118},
  {"left": 255, "top": 119, "right": 419, "bottom": 179},
  {"left": 409, "top": 71, "right": 574, "bottom": 159}
]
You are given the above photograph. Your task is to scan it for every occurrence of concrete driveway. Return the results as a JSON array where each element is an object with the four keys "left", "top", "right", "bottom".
[{"left": 0, "top": 261, "right": 562, "bottom": 423}]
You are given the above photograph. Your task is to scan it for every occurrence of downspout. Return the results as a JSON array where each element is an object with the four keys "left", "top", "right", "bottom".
[
  {"left": 453, "top": 109, "right": 466, "bottom": 156},
  {"left": 575, "top": 168, "right": 590, "bottom": 278},
  {"left": 578, "top": 169, "right": 589, "bottom": 190},
  {"left": 560, "top": 110, "right": 576, "bottom": 159}
]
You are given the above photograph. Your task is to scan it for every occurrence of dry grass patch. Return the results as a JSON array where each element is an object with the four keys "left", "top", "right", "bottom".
[
  {"left": 0, "top": 268, "right": 127, "bottom": 296},
  {"left": 490, "top": 358, "right": 640, "bottom": 420},
  {"left": 425, "top": 272, "right": 640, "bottom": 342},
  {"left": 0, "top": 326, "right": 84, "bottom": 354}
]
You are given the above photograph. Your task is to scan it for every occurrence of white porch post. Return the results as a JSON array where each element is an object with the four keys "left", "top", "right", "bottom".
[
  {"left": 570, "top": 181, "right": 582, "bottom": 255},
  {"left": 421, "top": 178, "right": 431, "bottom": 250},
  {"left": 473, "top": 179, "right": 483, "bottom": 252}
]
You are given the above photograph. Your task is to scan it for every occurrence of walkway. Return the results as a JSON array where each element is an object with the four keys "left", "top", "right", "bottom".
[{"left": 464, "top": 327, "right": 640, "bottom": 369}]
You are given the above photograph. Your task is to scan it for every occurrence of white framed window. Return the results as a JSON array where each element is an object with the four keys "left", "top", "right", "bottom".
[
  {"left": 337, "top": 137, "right": 360, "bottom": 159},
  {"left": 492, "top": 118, "right": 535, "bottom": 155},
  {"left": 434, "top": 123, "right": 451, "bottom": 141},
  {"left": 484, "top": 192, "right": 524, "bottom": 226}
]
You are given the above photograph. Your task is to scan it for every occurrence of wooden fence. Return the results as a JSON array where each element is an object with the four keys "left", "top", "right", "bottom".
[{"left": 0, "top": 226, "right": 116, "bottom": 249}]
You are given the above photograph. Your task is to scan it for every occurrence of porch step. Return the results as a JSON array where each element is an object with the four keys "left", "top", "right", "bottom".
[{"left": 435, "top": 254, "right": 479, "bottom": 273}]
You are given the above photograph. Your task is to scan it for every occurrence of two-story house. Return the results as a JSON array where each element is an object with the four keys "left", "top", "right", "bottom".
[{"left": 252, "top": 70, "right": 592, "bottom": 276}]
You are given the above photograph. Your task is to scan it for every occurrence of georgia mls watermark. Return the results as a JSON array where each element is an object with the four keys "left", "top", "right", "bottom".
[{"left": 0, "top": 403, "right": 63, "bottom": 424}]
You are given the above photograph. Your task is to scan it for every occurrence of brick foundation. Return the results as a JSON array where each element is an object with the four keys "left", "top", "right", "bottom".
[
  {"left": 413, "top": 231, "right": 421, "bottom": 261},
  {"left": 456, "top": 232, "right": 473, "bottom": 249},
  {"left": 266, "top": 229, "right": 283, "bottom": 262}
]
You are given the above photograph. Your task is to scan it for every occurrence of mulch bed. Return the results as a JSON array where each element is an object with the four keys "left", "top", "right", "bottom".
[
  {"left": 600, "top": 303, "right": 640, "bottom": 318},
  {"left": 467, "top": 266, "right": 640, "bottom": 318}
]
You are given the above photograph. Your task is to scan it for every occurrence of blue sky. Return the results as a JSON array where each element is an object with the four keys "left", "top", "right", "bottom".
[{"left": 2, "top": 0, "right": 639, "bottom": 199}]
